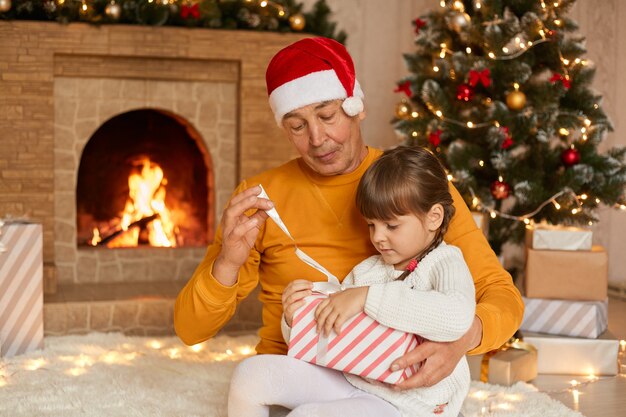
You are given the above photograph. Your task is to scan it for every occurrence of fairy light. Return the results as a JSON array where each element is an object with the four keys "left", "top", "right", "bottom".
[
  {"left": 502, "top": 47, "right": 509, "bottom": 53},
  {"left": 435, "top": 110, "right": 443, "bottom": 118},
  {"left": 467, "top": 121, "right": 474, "bottom": 128},
  {"left": 440, "top": 50, "right": 446, "bottom": 58},
  {"left": 260, "top": 0, "right": 268, "bottom": 7},
  {"left": 190, "top": 344, "right": 203, "bottom": 352},
  {"left": 488, "top": 52, "right": 496, "bottom": 59},
  {"left": 523, "top": 218, "right": 531, "bottom": 225},
  {"left": 559, "top": 128, "right": 569, "bottom": 136},
  {"left": 479, "top": 160, "right": 485, "bottom": 167},
  {"left": 620, "top": 340, "right": 626, "bottom": 352},
  {"left": 411, "top": 111, "right": 419, "bottom": 118},
  {"left": 466, "top": 47, "right": 472, "bottom": 53},
  {"left": 411, "top": 131, "right": 418, "bottom": 137},
  {"left": 447, "top": 174, "right": 454, "bottom": 181},
  {"left": 580, "top": 194, "right": 588, "bottom": 200},
  {"left": 440, "top": 0, "right": 446, "bottom": 7},
  {"left": 148, "top": 340, "right": 162, "bottom": 349},
  {"left": 490, "top": 211, "right": 497, "bottom": 219},
  {"left": 453, "top": 0, "right": 465, "bottom": 11},
  {"left": 553, "top": 201, "right": 561, "bottom": 210},
  {"left": 595, "top": 198, "right": 601, "bottom": 204},
  {"left": 571, "top": 208, "right": 579, "bottom": 214},
  {"left": 563, "top": 58, "right": 570, "bottom": 65},
  {"left": 226, "top": 349, "right": 233, "bottom": 355},
  {"left": 584, "top": 119, "right": 591, "bottom": 127},
  {"left": 475, "top": 2, "right": 481, "bottom": 9},
  {"left": 433, "top": 65, "right": 440, "bottom": 72},
  {"left": 581, "top": 127, "right": 587, "bottom": 133},
  {"left": 554, "top": 19, "right": 562, "bottom": 26}
]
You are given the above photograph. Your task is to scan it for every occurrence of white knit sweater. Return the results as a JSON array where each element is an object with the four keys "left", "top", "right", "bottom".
[{"left": 283, "top": 242, "right": 476, "bottom": 417}]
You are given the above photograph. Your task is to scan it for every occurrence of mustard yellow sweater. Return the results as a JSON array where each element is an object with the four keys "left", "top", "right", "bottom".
[{"left": 174, "top": 147, "right": 524, "bottom": 355}]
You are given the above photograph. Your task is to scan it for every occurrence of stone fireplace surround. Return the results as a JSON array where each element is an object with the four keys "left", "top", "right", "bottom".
[{"left": 0, "top": 22, "right": 305, "bottom": 336}]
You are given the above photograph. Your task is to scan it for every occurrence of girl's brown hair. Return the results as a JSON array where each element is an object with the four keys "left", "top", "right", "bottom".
[{"left": 356, "top": 146, "right": 455, "bottom": 275}]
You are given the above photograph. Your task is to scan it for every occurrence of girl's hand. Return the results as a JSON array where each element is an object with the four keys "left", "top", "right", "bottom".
[
  {"left": 314, "top": 287, "right": 368, "bottom": 336},
  {"left": 282, "top": 280, "right": 314, "bottom": 327}
]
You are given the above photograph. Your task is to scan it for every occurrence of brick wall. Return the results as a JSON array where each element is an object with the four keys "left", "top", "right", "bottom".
[{"left": 0, "top": 22, "right": 305, "bottom": 289}]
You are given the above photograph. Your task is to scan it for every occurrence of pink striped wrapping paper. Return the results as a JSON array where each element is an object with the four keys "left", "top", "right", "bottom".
[
  {"left": 0, "top": 223, "right": 44, "bottom": 358},
  {"left": 288, "top": 294, "right": 421, "bottom": 384}
]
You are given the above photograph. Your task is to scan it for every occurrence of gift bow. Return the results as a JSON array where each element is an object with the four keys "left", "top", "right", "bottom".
[
  {"left": 550, "top": 73, "right": 571, "bottom": 89},
  {"left": 468, "top": 69, "right": 491, "bottom": 88},
  {"left": 258, "top": 185, "right": 342, "bottom": 295},
  {"left": 479, "top": 337, "right": 537, "bottom": 383},
  {"left": 181, "top": 3, "right": 200, "bottom": 19}
]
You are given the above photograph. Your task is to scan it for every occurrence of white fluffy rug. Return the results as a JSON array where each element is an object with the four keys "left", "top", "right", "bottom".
[{"left": 0, "top": 333, "right": 583, "bottom": 417}]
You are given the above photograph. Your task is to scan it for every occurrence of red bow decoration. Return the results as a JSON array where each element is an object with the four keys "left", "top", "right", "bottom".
[
  {"left": 414, "top": 18, "right": 427, "bottom": 35},
  {"left": 406, "top": 259, "right": 419, "bottom": 272},
  {"left": 428, "top": 129, "right": 442, "bottom": 147},
  {"left": 468, "top": 69, "right": 491, "bottom": 88},
  {"left": 500, "top": 127, "right": 514, "bottom": 149},
  {"left": 394, "top": 80, "right": 412, "bottom": 97},
  {"left": 550, "top": 73, "right": 571, "bottom": 89},
  {"left": 181, "top": 3, "right": 200, "bottom": 19}
]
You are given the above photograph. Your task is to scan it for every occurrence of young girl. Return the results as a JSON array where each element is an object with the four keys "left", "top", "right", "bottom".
[{"left": 228, "top": 146, "right": 476, "bottom": 417}]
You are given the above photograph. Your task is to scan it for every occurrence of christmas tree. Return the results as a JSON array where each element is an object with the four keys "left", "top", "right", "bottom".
[
  {"left": 393, "top": 0, "right": 626, "bottom": 253},
  {"left": 0, "top": 0, "right": 345, "bottom": 42}
]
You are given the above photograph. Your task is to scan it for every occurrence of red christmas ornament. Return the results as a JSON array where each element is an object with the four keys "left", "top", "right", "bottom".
[
  {"left": 501, "top": 126, "right": 514, "bottom": 149},
  {"left": 414, "top": 18, "right": 427, "bottom": 34},
  {"left": 429, "top": 129, "right": 442, "bottom": 147},
  {"left": 456, "top": 83, "right": 475, "bottom": 101},
  {"left": 181, "top": 3, "right": 201, "bottom": 19},
  {"left": 394, "top": 80, "right": 412, "bottom": 98},
  {"left": 490, "top": 180, "right": 511, "bottom": 200},
  {"left": 561, "top": 147, "right": 581, "bottom": 166},
  {"left": 468, "top": 68, "right": 491, "bottom": 88},
  {"left": 550, "top": 73, "right": 571, "bottom": 89}
]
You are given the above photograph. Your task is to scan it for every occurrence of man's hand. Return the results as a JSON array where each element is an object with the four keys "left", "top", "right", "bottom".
[
  {"left": 282, "top": 280, "right": 314, "bottom": 327},
  {"left": 314, "top": 287, "right": 368, "bottom": 336},
  {"left": 392, "top": 316, "right": 483, "bottom": 390},
  {"left": 212, "top": 185, "right": 272, "bottom": 286}
]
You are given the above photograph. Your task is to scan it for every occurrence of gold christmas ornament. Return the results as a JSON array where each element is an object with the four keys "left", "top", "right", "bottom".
[
  {"left": 506, "top": 90, "right": 527, "bottom": 110},
  {"left": 0, "top": 0, "right": 11, "bottom": 13},
  {"left": 395, "top": 101, "right": 411, "bottom": 119},
  {"left": 289, "top": 13, "right": 305, "bottom": 31}
]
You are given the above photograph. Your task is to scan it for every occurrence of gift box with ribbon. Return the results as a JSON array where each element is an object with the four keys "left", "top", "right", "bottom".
[
  {"left": 467, "top": 338, "right": 537, "bottom": 386},
  {"left": 521, "top": 297, "right": 608, "bottom": 338},
  {"left": 257, "top": 185, "right": 420, "bottom": 384},
  {"left": 0, "top": 220, "right": 44, "bottom": 358},
  {"left": 523, "top": 331, "right": 619, "bottom": 376},
  {"left": 288, "top": 293, "right": 421, "bottom": 384},
  {"left": 525, "top": 224, "right": 592, "bottom": 251}
]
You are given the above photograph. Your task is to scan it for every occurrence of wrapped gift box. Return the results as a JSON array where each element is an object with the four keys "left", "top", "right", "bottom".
[
  {"left": 0, "top": 222, "right": 44, "bottom": 358},
  {"left": 525, "top": 246, "right": 607, "bottom": 301},
  {"left": 525, "top": 224, "right": 592, "bottom": 251},
  {"left": 288, "top": 294, "right": 420, "bottom": 384},
  {"left": 467, "top": 342, "right": 537, "bottom": 386},
  {"left": 521, "top": 297, "right": 608, "bottom": 338},
  {"left": 523, "top": 331, "right": 619, "bottom": 376}
]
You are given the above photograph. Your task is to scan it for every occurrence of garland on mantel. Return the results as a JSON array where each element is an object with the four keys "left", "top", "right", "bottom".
[{"left": 0, "top": 0, "right": 347, "bottom": 43}]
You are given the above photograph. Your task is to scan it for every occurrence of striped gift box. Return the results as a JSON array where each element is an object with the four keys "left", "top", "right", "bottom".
[
  {"left": 521, "top": 296, "right": 608, "bottom": 338},
  {"left": 0, "top": 223, "right": 44, "bottom": 357},
  {"left": 288, "top": 294, "right": 421, "bottom": 384}
]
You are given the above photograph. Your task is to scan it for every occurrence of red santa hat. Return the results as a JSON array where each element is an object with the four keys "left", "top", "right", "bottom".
[{"left": 265, "top": 37, "right": 364, "bottom": 125}]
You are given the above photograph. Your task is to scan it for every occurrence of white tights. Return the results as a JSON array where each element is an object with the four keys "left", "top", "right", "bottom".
[{"left": 228, "top": 354, "right": 401, "bottom": 417}]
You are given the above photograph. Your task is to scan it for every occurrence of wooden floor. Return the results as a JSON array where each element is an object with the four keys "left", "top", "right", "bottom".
[{"left": 531, "top": 295, "right": 626, "bottom": 417}]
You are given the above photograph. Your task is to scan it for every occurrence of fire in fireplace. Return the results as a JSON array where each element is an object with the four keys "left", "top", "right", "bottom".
[{"left": 76, "top": 109, "right": 213, "bottom": 248}]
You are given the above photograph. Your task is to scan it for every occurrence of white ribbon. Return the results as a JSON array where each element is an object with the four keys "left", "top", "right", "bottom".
[{"left": 258, "top": 185, "right": 342, "bottom": 295}]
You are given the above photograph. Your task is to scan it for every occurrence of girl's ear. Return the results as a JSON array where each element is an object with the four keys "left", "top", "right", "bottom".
[{"left": 426, "top": 204, "right": 444, "bottom": 232}]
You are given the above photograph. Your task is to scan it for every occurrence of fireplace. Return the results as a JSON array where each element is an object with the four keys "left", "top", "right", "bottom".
[{"left": 76, "top": 109, "right": 212, "bottom": 249}]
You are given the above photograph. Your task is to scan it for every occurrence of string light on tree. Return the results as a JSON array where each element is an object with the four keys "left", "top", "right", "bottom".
[
  {"left": 289, "top": 13, "right": 305, "bottom": 31},
  {"left": 0, "top": 0, "right": 11, "bottom": 13},
  {"left": 105, "top": 0, "right": 121, "bottom": 20}
]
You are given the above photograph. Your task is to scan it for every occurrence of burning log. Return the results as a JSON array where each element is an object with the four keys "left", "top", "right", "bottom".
[{"left": 96, "top": 214, "right": 159, "bottom": 246}]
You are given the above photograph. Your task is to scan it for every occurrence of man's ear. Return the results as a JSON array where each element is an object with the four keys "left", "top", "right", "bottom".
[
  {"left": 426, "top": 204, "right": 444, "bottom": 231},
  {"left": 357, "top": 109, "right": 366, "bottom": 121}
]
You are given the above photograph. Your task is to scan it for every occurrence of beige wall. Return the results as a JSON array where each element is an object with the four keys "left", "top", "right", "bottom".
[{"left": 301, "top": 0, "right": 626, "bottom": 286}]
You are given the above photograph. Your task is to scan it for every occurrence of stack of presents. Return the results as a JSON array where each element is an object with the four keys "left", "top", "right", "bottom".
[
  {"left": 468, "top": 223, "right": 621, "bottom": 385},
  {"left": 0, "top": 220, "right": 44, "bottom": 358}
]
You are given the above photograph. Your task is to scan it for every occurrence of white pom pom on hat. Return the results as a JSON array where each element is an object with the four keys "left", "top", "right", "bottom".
[{"left": 266, "top": 37, "right": 365, "bottom": 125}]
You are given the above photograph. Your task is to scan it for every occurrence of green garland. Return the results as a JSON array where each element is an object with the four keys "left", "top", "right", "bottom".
[{"left": 0, "top": 0, "right": 347, "bottom": 43}]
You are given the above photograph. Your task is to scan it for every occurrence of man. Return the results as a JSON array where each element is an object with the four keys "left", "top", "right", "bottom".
[{"left": 174, "top": 37, "right": 524, "bottom": 390}]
